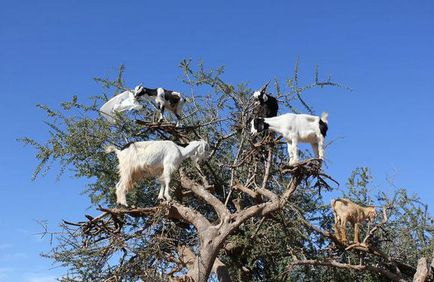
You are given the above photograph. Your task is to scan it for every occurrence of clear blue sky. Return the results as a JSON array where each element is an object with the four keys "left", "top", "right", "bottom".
[{"left": 1, "top": 1, "right": 434, "bottom": 281}]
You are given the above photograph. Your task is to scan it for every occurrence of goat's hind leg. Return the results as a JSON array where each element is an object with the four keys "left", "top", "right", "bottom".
[
  {"left": 340, "top": 220, "right": 349, "bottom": 244},
  {"left": 162, "top": 169, "right": 172, "bottom": 201},
  {"left": 157, "top": 178, "right": 165, "bottom": 200},
  {"left": 333, "top": 216, "right": 341, "bottom": 241},
  {"left": 354, "top": 223, "right": 361, "bottom": 244},
  {"left": 115, "top": 181, "right": 129, "bottom": 207},
  {"left": 157, "top": 169, "right": 172, "bottom": 201}
]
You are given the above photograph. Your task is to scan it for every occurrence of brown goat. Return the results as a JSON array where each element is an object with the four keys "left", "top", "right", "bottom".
[{"left": 331, "top": 198, "right": 377, "bottom": 244}]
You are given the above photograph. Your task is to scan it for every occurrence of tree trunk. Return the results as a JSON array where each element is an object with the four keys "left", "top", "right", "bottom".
[
  {"left": 179, "top": 243, "right": 231, "bottom": 282},
  {"left": 188, "top": 236, "right": 220, "bottom": 282},
  {"left": 430, "top": 254, "right": 434, "bottom": 277},
  {"left": 187, "top": 251, "right": 216, "bottom": 282},
  {"left": 212, "top": 258, "right": 232, "bottom": 282},
  {"left": 413, "top": 257, "right": 428, "bottom": 282}
]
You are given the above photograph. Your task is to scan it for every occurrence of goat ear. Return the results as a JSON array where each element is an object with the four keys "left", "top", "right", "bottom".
[{"left": 134, "top": 84, "right": 144, "bottom": 95}]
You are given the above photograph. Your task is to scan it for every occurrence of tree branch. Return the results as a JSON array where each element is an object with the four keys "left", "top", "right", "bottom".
[
  {"left": 180, "top": 169, "right": 230, "bottom": 222},
  {"left": 289, "top": 259, "right": 406, "bottom": 282},
  {"left": 98, "top": 202, "right": 211, "bottom": 233}
]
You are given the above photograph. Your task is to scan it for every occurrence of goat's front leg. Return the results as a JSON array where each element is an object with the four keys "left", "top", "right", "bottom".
[
  {"left": 354, "top": 223, "right": 361, "bottom": 244},
  {"left": 318, "top": 137, "right": 325, "bottom": 160},
  {"left": 288, "top": 139, "right": 298, "bottom": 165},
  {"left": 286, "top": 141, "right": 292, "bottom": 164}
]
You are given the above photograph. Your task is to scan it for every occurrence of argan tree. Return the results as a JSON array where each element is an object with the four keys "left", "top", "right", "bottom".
[{"left": 23, "top": 61, "right": 434, "bottom": 281}]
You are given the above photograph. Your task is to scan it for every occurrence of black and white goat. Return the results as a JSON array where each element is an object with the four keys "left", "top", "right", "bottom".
[
  {"left": 253, "top": 82, "right": 279, "bottom": 118},
  {"left": 251, "top": 112, "right": 329, "bottom": 164},
  {"left": 106, "top": 139, "right": 209, "bottom": 206},
  {"left": 135, "top": 86, "right": 185, "bottom": 126}
]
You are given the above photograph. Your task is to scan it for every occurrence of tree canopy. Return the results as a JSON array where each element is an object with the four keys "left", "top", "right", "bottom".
[{"left": 23, "top": 61, "right": 434, "bottom": 282}]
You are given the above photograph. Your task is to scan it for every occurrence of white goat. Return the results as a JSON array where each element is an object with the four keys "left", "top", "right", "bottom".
[
  {"left": 105, "top": 139, "right": 209, "bottom": 206},
  {"left": 331, "top": 198, "right": 377, "bottom": 244},
  {"left": 250, "top": 112, "right": 329, "bottom": 164},
  {"left": 135, "top": 86, "right": 185, "bottom": 126}
]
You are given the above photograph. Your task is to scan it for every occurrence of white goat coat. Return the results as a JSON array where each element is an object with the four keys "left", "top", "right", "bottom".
[
  {"left": 251, "top": 112, "right": 328, "bottom": 164},
  {"left": 267, "top": 113, "right": 322, "bottom": 143},
  {"left": 118, "top": 141, "right": 182, "bottom": 175},
  {"left": 106, "top": 140, "right": 208, "bottom": 206}
]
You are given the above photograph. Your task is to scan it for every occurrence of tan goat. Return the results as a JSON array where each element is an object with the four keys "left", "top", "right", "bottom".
[{"left": 331, "top": 198, "right": 377, "bottom": 244}]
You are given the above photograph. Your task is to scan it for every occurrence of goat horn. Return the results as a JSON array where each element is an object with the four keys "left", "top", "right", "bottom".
[
  {"left": 260, "top": 81, "right": 271, "bottom": 92},
  {"left": 133, "top": 83, "right": 142, "bottom": 92}
]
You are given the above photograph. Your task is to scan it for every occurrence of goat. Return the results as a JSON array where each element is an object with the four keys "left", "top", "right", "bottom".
[
  {"left": 105, "top": 139, "right": 209, "bottom": 206},
  {"left": 253, "top": 82, "right": 279, "bottom": 118},
  {"left": 331, "top": 198, "right": 377, "bottom": 244},
  {"left": 135, "top": 86, "right": 185, "bottom": 126},
  {"left": 250, "top": 112, "right": 329, "bottom": 164}
]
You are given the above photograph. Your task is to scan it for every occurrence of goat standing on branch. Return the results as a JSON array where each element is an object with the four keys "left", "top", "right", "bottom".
[
  {"left": 251, "top": 112, "right": 329, "bottom": 164},
  {"left": 331, "top": 198, "right": 377, "bottom": 244},
  {"left": 105, "top": 140, "right": 209, "bottom": 206},
  {"left": 135, "top": 86, "right": 186, "bottom": 126},
  {"left": 253, "top": 81, "right": 279, "bottom": 118}
]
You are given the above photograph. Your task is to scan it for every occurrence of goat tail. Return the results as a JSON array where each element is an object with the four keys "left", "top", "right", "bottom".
[
  {"left": 320, "top": 112, "right": 329, "bottom": 123},
  {"left": 105, "top": 145, "right": 119, "bottom": 154},
  {"left": 331, "top": 199, "right": 338, "bottom": 217}
]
